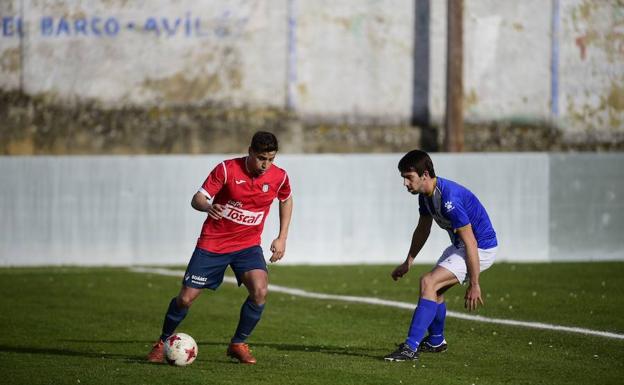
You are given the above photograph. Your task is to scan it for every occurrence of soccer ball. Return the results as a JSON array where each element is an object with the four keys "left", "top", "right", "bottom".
[{"left": 164, "top": 333, "right": 198, "bottom": 366}]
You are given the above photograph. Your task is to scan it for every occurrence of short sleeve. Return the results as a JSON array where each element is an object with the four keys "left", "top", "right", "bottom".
[
  {"left": 200, "top": 162, "right": 226, "bottom": 199},
  {"left": 443, "top": 195, "right": 470, "bottom": 229},
  {"left": 277, "top": 172, "right": 292, "bottom": 201}
]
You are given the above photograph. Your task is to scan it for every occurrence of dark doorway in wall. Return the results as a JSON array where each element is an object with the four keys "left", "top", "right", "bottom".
[{"left": 412, "top": 0, "right": 438, "bottom": 152}]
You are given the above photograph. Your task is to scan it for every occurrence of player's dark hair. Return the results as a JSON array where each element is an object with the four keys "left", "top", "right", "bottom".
[
  {"left": 398, "top": 149, "right": 436, "bottom": 177},
  {"left": 250, "top": 131, "right": 279, "bottom": 153}
]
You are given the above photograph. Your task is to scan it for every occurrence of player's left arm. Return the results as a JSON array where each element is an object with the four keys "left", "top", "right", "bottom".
[
  {"left": 270, "top": 196, "right": 293, "bottom": 263},
  {"left": 457, "top": 224, "right": 483, "bottom": 311}
]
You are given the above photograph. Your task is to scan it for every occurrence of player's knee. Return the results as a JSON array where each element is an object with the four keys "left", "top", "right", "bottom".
[
  {"left": 250, "top": 286, "right": 268, "bottom": 304},
  {"left": 420, "top": 273, "right": 435, "bottom": 293},
  {"left": 177, "top": 295, "right": 195, "bottom": 309}
]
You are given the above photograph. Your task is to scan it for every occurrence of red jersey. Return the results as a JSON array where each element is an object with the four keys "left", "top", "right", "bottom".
[{"left": 196, "top": 157, "right": 292, "bottom": 254}]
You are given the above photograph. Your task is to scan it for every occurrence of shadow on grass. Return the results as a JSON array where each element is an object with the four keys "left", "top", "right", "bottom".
[
  {"left": 235, "top": 341, "right": 382, "bottom": 359},
  {"left": 0, "top": 344, "right": 147, "bottom": 364},
  {"left": 56, "top": 338, "right": 382, "bottom": 360}
]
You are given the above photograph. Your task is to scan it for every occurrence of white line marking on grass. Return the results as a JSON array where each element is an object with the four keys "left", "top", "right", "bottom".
[{"left": 129, "top": 266, "right": 624, "bottom": 341}]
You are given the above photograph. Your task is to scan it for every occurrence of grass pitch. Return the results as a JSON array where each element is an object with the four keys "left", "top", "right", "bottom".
[{"left": 0, "top": 262, "right": 623, "bottom": 385}]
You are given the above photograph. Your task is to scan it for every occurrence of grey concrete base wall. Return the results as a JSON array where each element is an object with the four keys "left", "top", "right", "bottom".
[
  {"left": 1, "top": 153, "right": 622, "bottom": 266},
  {"left": 549, "top": 154, "right": 624, "bottom": 261}
]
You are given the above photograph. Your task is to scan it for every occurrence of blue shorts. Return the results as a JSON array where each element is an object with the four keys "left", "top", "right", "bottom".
[{"left": 182, "top": 246, "right": 267, "bottom": 290}]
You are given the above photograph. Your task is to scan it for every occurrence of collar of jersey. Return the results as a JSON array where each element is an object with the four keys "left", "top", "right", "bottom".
[{"left": 426, "top": 177, "right": 437, "bottom": 197}]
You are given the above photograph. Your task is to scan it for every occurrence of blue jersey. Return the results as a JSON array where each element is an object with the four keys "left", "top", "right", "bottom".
[{"left": 418, "top": 177, "right": 497, "bottom": 249}]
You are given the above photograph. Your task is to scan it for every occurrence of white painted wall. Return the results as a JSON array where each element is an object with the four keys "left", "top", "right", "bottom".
[
  {"left": 295, "top": 0, "right": 414, "bottom": 122},
  {"left": 462, "top": 0, "right": 552, "bottom": 120},
  {"left": 1, "top": 1, "right": 622, "bottom": 134},
  {"left": 558, "top": 0, "right": 624, "bottom": 138},
  {"left": 1, "top": 154, "right": 622, "bottom": 266}
]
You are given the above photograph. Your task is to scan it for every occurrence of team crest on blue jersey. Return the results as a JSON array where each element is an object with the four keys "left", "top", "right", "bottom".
[
  {"left": 444, "top": 201, "right": 455, "bottom": 211},
  {"left": 262, "top": 183, "right": 269, "bottom": 192}
]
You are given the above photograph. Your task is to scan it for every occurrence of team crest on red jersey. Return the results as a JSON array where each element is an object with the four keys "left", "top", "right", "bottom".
[{"left": 262, "top": 183, "right": 269, "bottom": 192}]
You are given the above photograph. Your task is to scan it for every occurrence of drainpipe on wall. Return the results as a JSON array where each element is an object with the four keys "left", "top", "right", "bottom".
[{"left": 550, "top": 0, "right": 560, "bottom": 120}]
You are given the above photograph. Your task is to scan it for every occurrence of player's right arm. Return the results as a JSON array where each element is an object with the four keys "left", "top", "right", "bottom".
[
  {"left": 391, "top": 215, "right": 433, "bottom": 281},
  {"left": 191, "top": 192, "right": 224, "bottom": 220},
  {"left": 191, "top": 162, "right": 227, "bottom": 220}
]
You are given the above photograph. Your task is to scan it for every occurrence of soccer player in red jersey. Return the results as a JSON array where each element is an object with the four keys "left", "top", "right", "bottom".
[{"left": 147, "top": 131, "right": 293, "bottom": 364}]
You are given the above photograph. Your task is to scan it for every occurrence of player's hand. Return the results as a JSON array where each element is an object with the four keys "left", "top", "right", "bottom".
[
  {"left": 464, "top": 283, "right": 484, "bottom": 311},
  {"left": 269, "top": 237, "right": 286, "bottom": 263},
  {"left": 391, "top": 262, "right": 410, "bottom": 281},
  {"left": 207, "top": 204, "right": 225, "bottom": 220}
]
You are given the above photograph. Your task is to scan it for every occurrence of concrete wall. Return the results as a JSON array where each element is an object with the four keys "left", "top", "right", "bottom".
[
  {"left": 1, "top": 153, "right": 622, "bottom": 266},
  {"left": 1, "top": 0, "right": 622, "bottom": 137}
]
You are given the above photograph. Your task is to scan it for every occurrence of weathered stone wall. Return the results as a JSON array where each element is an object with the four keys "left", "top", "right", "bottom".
[
  {"left": 0, "top": 89, "right": 423, "bottom": 154},
  {"left": 0, "top": 90, "right": 290, "bottom": 154},
  {"left": 3, "top": 89, "right": 622, "bottom": 155},
  {"left": 1, "top": 0, "right": 623, "bottom": 153}
]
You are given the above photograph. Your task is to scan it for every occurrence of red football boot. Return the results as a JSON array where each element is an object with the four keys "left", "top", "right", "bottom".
[
  {"left": 226, "top": 342, "right": 257, "bottom": 364},
  {"left": 147, "top": 340, "right": 165, "bottom": 363}
]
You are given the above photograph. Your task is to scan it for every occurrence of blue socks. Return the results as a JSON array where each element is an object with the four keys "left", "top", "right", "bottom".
[
  {"left": 406, "top": 298, "right": 438, "bottom": 350},
  {"left": 427, "top": 302, "right": 447, "bottom": 345},
  {"left": 231, "top": 298, "right": 265, "bottom": 343},
  {"left": 160, "top": 297, "right": 188, "bottom": 342},
  {"left": 158, "top": 296, "right": 266, "bottom": 344}
]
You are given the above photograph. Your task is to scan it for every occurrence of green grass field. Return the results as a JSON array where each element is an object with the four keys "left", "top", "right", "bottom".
[{"left": 1, "top": 262, "right": 623, "bottom": 385}]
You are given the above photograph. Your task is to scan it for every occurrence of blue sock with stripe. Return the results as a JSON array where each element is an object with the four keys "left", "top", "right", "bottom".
[
  {"left": 406, "top": 298, "right": 438, "bottom": 350},
  {"left": 231, "top": 298, "right": 265, "bottom": 343},
  {"left": 160, "top": 297, "right": 188, "bottom": 342},
  {"left": 427, "top": 302, "right": 447, "bottom": 345}
]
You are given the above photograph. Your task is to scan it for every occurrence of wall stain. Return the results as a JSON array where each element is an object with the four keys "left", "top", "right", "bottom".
[
  {"left": 607, "top": 82, "right": 624, "bottom": 111},
  {"left": 142, "top": 72, "right": 223, "bottom": 103},
  {"left": 297, "top": 83, "right": 308, "bottom": 100},
  {"left": 464, "top": 88, "right": 479, "bottom": 111},
  {"left": 99, "top": 0, "right": 132, "bottom": 8},
  {"left": 565, "top": 74, "right": 624, "bottom": 133},
  {"left": 140, "top": 45, "right": 243, "bottom": 103},
  {"left": 572, "top": 1, "right": 624, "bottom": 62},
  {"left": 512, "top": 22, "right": 524, "bottom": 32},
  {"left": 1, "top": 1, "right": 17, "bottom": 13},
  {"left": 607, "top": 81, "right": 624, "bottom": 127},
  {"left": 226, "top": 67, "right": 243, "bottom": 90},
  {"left": 0, "top": 47, "right": 20, "bottom": 72}
]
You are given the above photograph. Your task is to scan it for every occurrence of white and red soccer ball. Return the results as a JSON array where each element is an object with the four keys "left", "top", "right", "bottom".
[{"left": 164, "top": 333, "right": 198, "bottom": 366}]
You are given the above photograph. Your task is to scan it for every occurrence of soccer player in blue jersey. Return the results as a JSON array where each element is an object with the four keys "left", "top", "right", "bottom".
[{"left": 384, "top": 149, "right": 498, "bottom": 362}]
